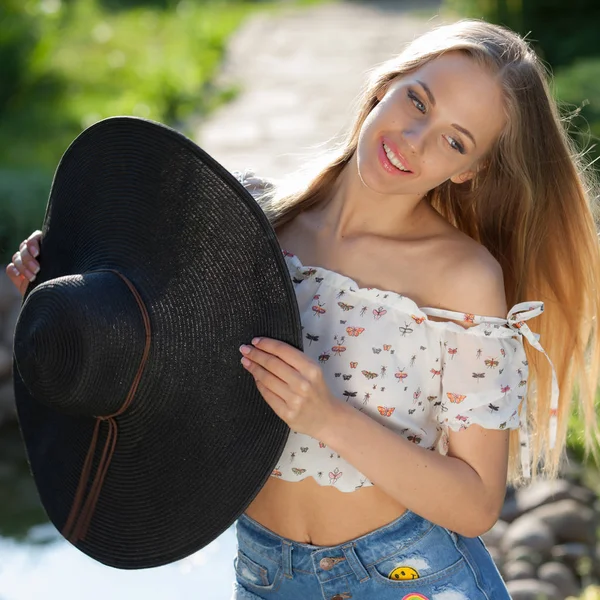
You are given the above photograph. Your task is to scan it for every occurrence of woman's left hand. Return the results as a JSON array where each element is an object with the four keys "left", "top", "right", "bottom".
[{"left": 239, "top": 337, "right": 340, "bottom": 440}]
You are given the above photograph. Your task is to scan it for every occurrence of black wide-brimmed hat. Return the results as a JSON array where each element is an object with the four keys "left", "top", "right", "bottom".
[{"left": 12, "top": 116, "right": 302, "bottom": 569}]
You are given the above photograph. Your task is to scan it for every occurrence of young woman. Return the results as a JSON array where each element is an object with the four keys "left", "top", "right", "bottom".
[{"left": 8, "top": 19, "right": 600, "bottom": 600}]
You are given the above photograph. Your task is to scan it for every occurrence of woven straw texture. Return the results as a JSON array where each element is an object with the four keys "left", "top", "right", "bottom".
[{"left": 13, "top": 116, "right": 302, "bottom": 569}]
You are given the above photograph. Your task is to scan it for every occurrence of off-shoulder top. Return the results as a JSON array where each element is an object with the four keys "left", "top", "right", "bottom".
[{"left": 234, "top": 169, "right": 559, "bottom": 491}]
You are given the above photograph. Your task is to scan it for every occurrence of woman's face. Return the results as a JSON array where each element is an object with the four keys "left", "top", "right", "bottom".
[{"left": 356, "top": 51, "right": 506, "bottom": 196}]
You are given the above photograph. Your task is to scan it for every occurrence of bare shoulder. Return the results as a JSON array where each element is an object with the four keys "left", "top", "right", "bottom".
[{"left": 432, "top": 229, "right": 507, "bottom": 319}]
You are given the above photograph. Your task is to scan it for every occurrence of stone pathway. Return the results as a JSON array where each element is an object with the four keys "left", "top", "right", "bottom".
[{"left": 195, "top": 0, "right": 443, "bottom": 179}]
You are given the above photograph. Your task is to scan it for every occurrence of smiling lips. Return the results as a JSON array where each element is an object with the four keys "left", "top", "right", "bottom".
[{"left": 378, "top": 138, "right": 413, "bottom": 175}]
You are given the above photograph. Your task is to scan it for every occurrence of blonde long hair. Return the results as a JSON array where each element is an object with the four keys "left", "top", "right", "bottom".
[{"left": 260, "top": 20, "right": 600, "bottom": 484}]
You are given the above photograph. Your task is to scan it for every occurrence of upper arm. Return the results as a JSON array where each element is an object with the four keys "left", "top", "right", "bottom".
[{"left": 439, "top": 244, "right": 512, "bottom": 520}]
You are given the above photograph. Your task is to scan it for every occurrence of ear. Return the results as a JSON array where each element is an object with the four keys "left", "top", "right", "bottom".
[{"left": 450, "top": 170, "right": 475, "bottom": 185}]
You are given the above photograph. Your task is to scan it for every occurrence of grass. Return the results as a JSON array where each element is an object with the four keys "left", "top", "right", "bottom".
[{"left": 0, "top": 0, "right": 327, "bottom": 262}]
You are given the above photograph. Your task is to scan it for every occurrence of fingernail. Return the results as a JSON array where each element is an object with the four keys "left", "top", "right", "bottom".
[
  {"left": 252, "top": 338, "right": 261, "bottom": 345},
  {"left": 239, "top": 345, "right": 250, "bottom": 355},
  {"left": 32, "top": 263, "right": 40, "bottom": 274},
  {"left": 10, "top": 266, "right": 19, "bottom": 277},
  {"left": 30, "top": 246, "right": 39, "bottom": 258},
  {"left": 241, "top": 357, "right": 250, "bottom": 367},
  {"left": 27, "top": 273, "right": 36, "bottom": 282}
]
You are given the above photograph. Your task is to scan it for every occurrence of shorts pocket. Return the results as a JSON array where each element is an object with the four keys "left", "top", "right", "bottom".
[
  {"left": 370, "top": 553, "right": 467, "bottom": 588},
  {"left": 234, "top": 548, "right": 282, "bottom": 593}
]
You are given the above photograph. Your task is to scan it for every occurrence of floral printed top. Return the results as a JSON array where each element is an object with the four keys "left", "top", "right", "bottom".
[{"left": 234, "top": 169, "right": 559, "bottom": 491}]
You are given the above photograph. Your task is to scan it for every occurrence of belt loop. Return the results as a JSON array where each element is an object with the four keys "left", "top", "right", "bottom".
[
  {"left": 342, "top": 543, "right": 370, "bottom": 583},
  {"left": 282, "top": 540, "right": 293, "bottom": 579}
]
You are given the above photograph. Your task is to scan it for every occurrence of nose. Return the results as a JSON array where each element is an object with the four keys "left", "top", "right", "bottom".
[{"left": 401, "top": 123, "right": 426, "bottom": 155}]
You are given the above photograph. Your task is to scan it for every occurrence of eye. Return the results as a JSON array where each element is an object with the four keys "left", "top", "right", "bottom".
[
  {"left": 444, "top": 135, "right": 466, "bottom": 154},
  {"left": 407, "top": 90, "right": 426, "bottom": 113}
]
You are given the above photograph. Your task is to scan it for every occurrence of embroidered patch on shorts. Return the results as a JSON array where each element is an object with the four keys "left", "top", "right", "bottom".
[
  {"left": 401, "top": 594, "right": 429, "bottom": 600},
  {"left": 388, "top": 566, "right": 420, "bottom": 580}
]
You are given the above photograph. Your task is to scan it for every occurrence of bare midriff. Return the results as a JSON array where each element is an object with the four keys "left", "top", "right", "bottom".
[
  {"left": 244, "top": 476, "right": 408, "bottom": 546},
  {"left": 243, "top": 211, "right": 459, "bottom": 546}
]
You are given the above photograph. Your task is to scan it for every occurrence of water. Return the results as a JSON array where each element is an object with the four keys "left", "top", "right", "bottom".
[
  {"left": 0, "top": 423, "right": 238, "bottom": 600},
  {"left": 0, "top": 528, "right": 237, "bottom": 600}
]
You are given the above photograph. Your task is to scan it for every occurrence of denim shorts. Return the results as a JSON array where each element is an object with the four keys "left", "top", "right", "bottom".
[{"left": 232, "top": 509, "right": 510, "bottom": 600}]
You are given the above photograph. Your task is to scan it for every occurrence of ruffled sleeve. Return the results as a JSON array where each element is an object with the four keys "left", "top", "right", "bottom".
[
  {"left": 435, "top": 331, "right": 526, "bottom": 433},
  {"left": 428, "top": 302, "right": 559, "bottom": 478}
]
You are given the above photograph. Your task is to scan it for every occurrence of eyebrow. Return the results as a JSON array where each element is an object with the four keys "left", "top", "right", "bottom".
[{"left": 416, "top": 79, "right": 478, "bottom": 148}]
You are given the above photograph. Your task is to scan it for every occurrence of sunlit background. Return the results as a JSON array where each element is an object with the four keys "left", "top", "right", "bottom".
[{"left": 0, "top": 0, "right": 598, "bottom": 598}]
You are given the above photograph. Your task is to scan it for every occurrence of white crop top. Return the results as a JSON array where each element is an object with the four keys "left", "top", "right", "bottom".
[{"left": 234, "top": 169, "right": 559, "bottom": 491}]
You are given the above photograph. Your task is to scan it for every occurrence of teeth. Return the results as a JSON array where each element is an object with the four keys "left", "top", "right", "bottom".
[{"left": 383, "top": 143, "right": 409, "bottom": 172}]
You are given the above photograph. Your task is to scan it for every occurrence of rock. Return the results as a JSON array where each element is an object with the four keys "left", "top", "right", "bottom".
[
  {"left": 516, "top": 479, "right": 594, "bottom": 512},
  {"left": 505, "top": 545, "right": 546, "bottom": 568},
  {"left": 487, "top": 545, "right": 505, "bottom": 570},
  {"left": 503, "top": 559, "right": 536, "bottom": 581},
  {"left": 506, "top": 578, "right": 562, "bottom": 600},
  {"left": 501, "top": 515, "right": 556, "bottom": 555},
  {"left": 481, "top": 519, "right": 508, "bottom": 548},
  {"left": 0, "top": 381, "right": 15, "bottom": 426},
  {"left": 528, "top": 499, "right": 597, "bottom": 545},
  {"left": 537, "top": 561, "right": 581, "bottom": 598},
  {"left": 2, "top": 301, "right": 20, "bottom": 347},
  {"left": 560, "top": 456, "right": 585, "bottom": 485},
  {"left": 502, "top": 479, "right": 594, "bottom": 522},
  {"left": 500, "top": 495, "right": 520, "bottom": 522},
  {"left": 551, "top": 542, "right": 591, "bottom": 565},
  {"left": 0, "top": 271, "right": 22, "bottom": 314},
  {"left": 0, "top": 344, "right": 12, "bottom": 379}
]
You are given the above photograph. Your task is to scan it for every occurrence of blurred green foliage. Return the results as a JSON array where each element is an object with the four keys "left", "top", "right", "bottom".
[
  {"left": 0, "top": 0, "right": 319, "bottom": 263},
  {"left": 442, "top": 0, "right": 599, "bottom": 67},
  {"left": 553, "top": 59, "right": 600, "bottom": 170}
]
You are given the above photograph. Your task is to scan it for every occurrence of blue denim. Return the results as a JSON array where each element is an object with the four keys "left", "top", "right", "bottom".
[{"left": 232, "top": 510, "right": 510, "bottom": 599}]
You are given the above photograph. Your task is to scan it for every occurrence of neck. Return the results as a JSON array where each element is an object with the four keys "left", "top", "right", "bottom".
[{"left": 316, "top": 154, "right": 434, "bottom": 244}]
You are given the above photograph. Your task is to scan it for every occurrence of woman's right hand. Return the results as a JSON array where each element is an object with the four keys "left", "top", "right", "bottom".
[{"left": 6, "top": 231, "right": 42, "bottom": 296}]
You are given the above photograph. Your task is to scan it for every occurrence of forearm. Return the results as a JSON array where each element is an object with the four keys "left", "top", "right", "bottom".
[{"left": 319, "top": 401, "right": 501, "bottom": 537}]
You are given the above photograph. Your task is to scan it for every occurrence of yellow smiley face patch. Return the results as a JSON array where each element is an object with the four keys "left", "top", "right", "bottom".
[{"left": 388, "top": 566, "right": 420, "bottom": 580}]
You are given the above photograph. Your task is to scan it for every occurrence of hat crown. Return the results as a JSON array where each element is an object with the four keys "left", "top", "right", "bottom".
[{"left": 14, "top": 271, "right": 148, "bottom": 417}]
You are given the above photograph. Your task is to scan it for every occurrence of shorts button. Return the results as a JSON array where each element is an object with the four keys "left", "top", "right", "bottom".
[{"left": 320, "top": 557, "right": 335, "bottom": 570}]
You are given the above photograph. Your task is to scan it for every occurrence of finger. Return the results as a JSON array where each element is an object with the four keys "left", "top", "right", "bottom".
[
  {"left": 21, "top": 247, "right": 40, "bottom": 275},
  {"left": 243, "top": 358, "right": 295, "bottom": 402},
  {"left": 5, "top": 263, "right": 23, "bottom": 286},
  {"left": 242, "top": 345, "right": 304, "bottom": 388},
  {"left": 254, "top": 381, "right": 289, "bottom": 421},
  {"left": 18, "top": 246, "right": 40, "bottom": 274},
  {"left": 13, "top": 254, "right": 35, "bottom": 282},
  {"left": 27, "top": 230, "right": 42, "bottom": 257},
  {"left": 250, "top": 338, "right": 307, "bottom": 371}
]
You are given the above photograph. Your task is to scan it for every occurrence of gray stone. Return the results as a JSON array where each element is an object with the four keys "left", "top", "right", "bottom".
[
  {"left": 0, "top": 270, "right": 22, "bottom": 314},
  {"left": 500, "top": 495, "right": 521, "bottom": 522},
  {"left": 0, "top": 344, "right": 12, "bottom": 379},
  {"left": 505, "top": 545, "right": 546, "bottom": 568},
  {"left": 2, "top": 301, "right": 20, "bottom": 347},
  {"left": 0, "top": 380, "right": 15, "bottom": 425},
  {"left": 506, "top": 578, "right": 562, "bottom": 600},
  {"left": 515, "top": 479, "right": 594, "bottom": 514},
  {"left": 537, "top": 561, "right": 581, "bottom": 598},
  {"left": 502, "top": 559, "right": 536, "bottom": 581},
  {"left": 481, "top": 519, "right": 508, "bottom": 548},
  {"left": 501, "top": 515, "right": 556, "bottom": 555},
  {"left": 528, "top": 499, "right": 597, "bottom": 545},
  {"left": 551, "top": 542, "right": 591, "bottom": 563},
  {"left": 487, "top": 545, "right": 504, "bottom": 570}
]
